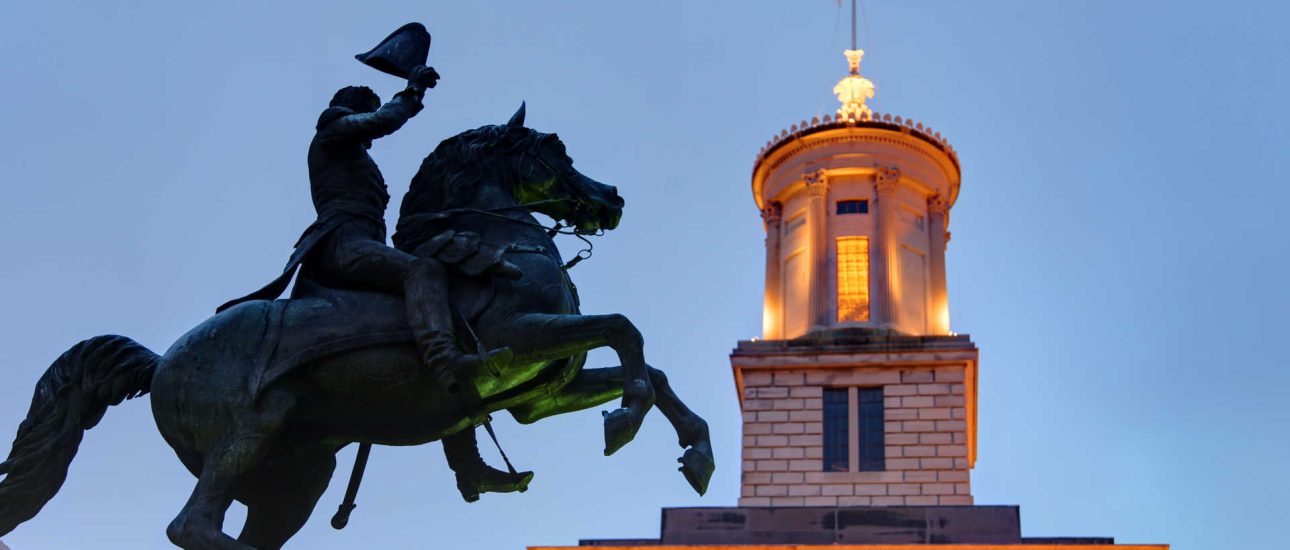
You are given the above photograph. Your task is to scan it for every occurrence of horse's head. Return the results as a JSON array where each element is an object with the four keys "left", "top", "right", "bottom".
[
  {"left": 396, "top": 104, "right": 623, "bottom": 253},
  {"left": 498, "top": 103, "right": 624, "bottom": 233}
]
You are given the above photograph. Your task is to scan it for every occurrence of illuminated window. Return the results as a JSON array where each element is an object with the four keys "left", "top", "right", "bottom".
[
  {"left": 837, "top": 199, "right": 868, "bottom": 214},
  {"left": 823, "top": 388, "right": 849, "bottom": 472},
  {"left": 836, "top": 237, "right": 870, "bottom": 322}
]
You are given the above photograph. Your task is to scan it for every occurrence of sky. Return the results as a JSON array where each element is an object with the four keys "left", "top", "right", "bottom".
[{"left": 0, "top": 1, "right": 1287, "bottom": 549}]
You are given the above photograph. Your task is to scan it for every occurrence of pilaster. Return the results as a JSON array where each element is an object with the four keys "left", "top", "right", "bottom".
[
  {"left": 871, "top": 166, "right": 901, "bottom": 329},
  {"left": 927, "top": 196, "right": 949, "bottom": 335},
  {"left": 762, "top": 202, "right": 784, "bottom": 339},
  {"left": 804, "top": 169, "right": 831, "bottom": 331}
]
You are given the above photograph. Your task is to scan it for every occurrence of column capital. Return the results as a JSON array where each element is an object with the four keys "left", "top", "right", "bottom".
[
  {"left": 928, "top": 194, "right": 949, "bottom": 215},
  {"left": 804, "top": 168, "right": 830, "bottom": 197},
  {"left": 760, "top": 201, "right": 783, "bottom": 224},
  {"left": 874, "top": 165, "right": 901, "bottom": 192}
]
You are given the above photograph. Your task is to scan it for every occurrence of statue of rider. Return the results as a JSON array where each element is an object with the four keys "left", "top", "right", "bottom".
[{"left": 217, "top": 64, "right": 532, "bottom": 502}]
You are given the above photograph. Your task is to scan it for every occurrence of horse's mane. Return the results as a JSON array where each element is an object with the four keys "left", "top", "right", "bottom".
[{"left": 393, "top": 123, "right": 549, "bottom": 251}]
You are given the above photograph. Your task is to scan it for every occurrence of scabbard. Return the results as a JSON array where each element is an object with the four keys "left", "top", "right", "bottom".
[{"left": 331, "top": 443, "right": 372, "bottom": 530}]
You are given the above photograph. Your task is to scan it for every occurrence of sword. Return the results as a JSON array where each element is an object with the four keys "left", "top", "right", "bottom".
[{"left": 330, "top": 442, "right": 372, "bottom": 530}]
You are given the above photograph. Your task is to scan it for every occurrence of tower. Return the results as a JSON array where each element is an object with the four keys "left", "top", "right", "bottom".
[{"left": 734, "top": 50, "right": 979, "bottom": 506}]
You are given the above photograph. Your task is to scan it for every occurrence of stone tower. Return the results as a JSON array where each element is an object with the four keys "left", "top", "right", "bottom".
[{"left": 734, "top": 49, "right": 980, "bottom": 507}]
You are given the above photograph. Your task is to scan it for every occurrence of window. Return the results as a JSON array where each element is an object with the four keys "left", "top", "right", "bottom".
[
  {"left": 857, "top": 388, "right": 886, "bottom": 471},
  {"left": 836, "top": 237, "right": 870, "bottom": 322},
  {"left": 823, "top": 388, "right": 849, "bottom": 472},
  {"left": 836, "top": 199, "right": 869, "bottom": 215},
  {"left": 821, "top": 387, "right": 887, "bottom": 472}
]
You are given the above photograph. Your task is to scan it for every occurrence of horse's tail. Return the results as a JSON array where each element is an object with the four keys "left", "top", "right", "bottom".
[{"left": 0, "top": 335, "right": 158, "bottom": 536}]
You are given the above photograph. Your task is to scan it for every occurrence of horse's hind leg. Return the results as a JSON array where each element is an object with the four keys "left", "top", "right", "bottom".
[
  {"left": 236, "top": 446, "right": 336, "bottom": 550},
  {"left": 500, "top": 313, "right": 655, "bottom": 456},
  {"left": 167, "top": 394, "right": 293, "bottom": 550},
  {"left": 509, "top": 365, "right": 713, "bottom": 495}
]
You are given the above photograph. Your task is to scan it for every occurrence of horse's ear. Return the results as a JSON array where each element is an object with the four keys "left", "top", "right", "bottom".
[{"left": 507, "top": 101, "right": 526, "bottom": 127}]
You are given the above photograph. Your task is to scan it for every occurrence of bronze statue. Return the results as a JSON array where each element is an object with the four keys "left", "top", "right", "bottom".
[{"left": 0, "top": 23, "right": 713, "bottom": 550}]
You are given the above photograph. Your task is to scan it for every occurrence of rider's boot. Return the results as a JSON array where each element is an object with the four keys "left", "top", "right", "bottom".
[
  {"left": 443, "top": 429, "right": 534, "bottom": 503},
  {"left": 403, "top": 258, "right": 511, "bottom": 403}
]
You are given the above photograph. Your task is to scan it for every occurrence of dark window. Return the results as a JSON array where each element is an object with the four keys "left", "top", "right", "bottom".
[
  {"left": 822, "top": 388, "right": 849, "bottom": 472},
  {"left": 857, "top": 388, "right": 886, "bottom": 471},
  {"left": 837, "top": 200, "right": 869, "bottom": 215}
]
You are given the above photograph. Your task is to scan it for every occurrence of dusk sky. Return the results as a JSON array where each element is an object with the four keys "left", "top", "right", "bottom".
[{"left": 1, "top": 1, "right": 1287, "bottom": 548}]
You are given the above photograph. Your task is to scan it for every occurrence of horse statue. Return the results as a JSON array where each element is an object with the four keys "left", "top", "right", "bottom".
[{"left": 0, "top": 105, "right": 715, "bottom": 549}]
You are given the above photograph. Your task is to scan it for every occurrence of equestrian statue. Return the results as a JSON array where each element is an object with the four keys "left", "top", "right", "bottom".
[{"left": 0, "top": 22, "right": 714, "bottom": 550}]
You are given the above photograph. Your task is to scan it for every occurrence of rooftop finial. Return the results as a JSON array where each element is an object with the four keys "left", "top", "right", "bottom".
[{"left": 834, "top": 49, "right": 874, "bottom": 120}]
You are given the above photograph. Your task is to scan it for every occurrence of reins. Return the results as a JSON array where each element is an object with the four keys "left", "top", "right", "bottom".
[{"left": 404, "top": 199, "right": 604, "bottom": 270}]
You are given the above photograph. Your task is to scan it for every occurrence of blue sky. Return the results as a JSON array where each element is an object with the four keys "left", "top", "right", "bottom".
[{"left": 1, "top": 1, "right": 1286, "bottom": 548}]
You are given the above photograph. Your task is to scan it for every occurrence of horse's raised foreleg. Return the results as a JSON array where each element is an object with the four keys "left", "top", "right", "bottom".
[
  {"left": 499, "top": 313, "right": 654, "bottom": 455},
  {"left": 509, "top": 365, "right": 713, "bottom": 495}
]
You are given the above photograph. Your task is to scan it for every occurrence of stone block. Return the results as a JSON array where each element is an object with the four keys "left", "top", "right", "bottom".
[
  {"left": 738, "top": 496, "right": 771, "bottom": 506},
  {"left": 872, "top": 496, "right": 905, "bottom": 506},
  {"left": 921, "top": 483, "right": 955, "bottom": 495},
  {"left": 886, "top": 458, "right": 919, "bottom": 470},
  {"left": 940, "top": 495, "right": 974, "bottom": 505},
  {"left": 920, "top": 458, "right": 953, "bottom": 470},
  {"left": 901, "top": 370, "right": 934, "bottom": 383},
  {"left": 937, "top": 445, "right": 968, "bottom": 457},
  {"left": 887, "top": 433, "right": 918, "bottom": 445},
  {"left": 773, "top": 422, "right": 806, "bottom": 435},
  {"left": 803, "top": 398, "right": 823, "bottom": 409},
  {"left": 955, "top": 482, "right": 971, "bottom": 495},
  {"left": 742, "top": 472, "right": 771, "bottom": 484},
  {"left": 755, "top": 484, "right": 788, "bottom": 497},
  {"left": 789, "top": 410, "right": 822, "bottom": 422},
  {"left": 936, "top": 420, "right": 967, "bottom": 432},
  {"left": 745, "top": 447, "right": 772, "bottom": 460},
  {"left": 952, "top": 407, "right": 966, "bottom": 419},
  {"left": 888, "top": 483, "right": 921, "bottom": 496},
  {"left": 790, "top": 386, "right": 823, "bottom": 398},
  {"left": 743, "top": 371, "right": 773, "bottom": 387},
  {"left": 885, "top": 446, "right": 903, "bottom": 458},
  {"left": 772, "top": 447, "right": 805, "bottom": 460},
  {"left": 901, "top": 396, "right": 934, "bottom": 408},
  {"left": 903, "top": 471, "right": 937, "bottom": 482},
  {"left": 788, "top": 459, "right": 817, "bottom": 472},
  {"left": 743, "top": 460, "right": 756, "bottom": 472},
  {"left": 758, "top": 410, "right": 789, "bottom": 422},
  {"left": 950, "top": 383, "right": 966, "bottom": 395},
  {"left": 805, "top": 447, "right": 823, "bottom": 459},
  {"left": 757, "top": 435, "right": 788, "bottom": 447},
  {"left": 905, "top": 495, "right": 938, "bottom": 506},
  {"left": 822, "top": 484, "right": 854, "bottom": 496},
  {"left": 938, "top": 470, "right": 969, "bottom": 482},
  {"left": 917, "top": 407, "right": 952, "bottom": 420},
  {"left": 744, "top": 399, "right": 774, "bottom": 411},
  {"left": 770, "top": 496, "right": 806, "bottom": 506},
  {"left": 917, "top": 383, "right": 951, "bottom": 395},
  {"left": 935, "top": 369, "right": 965, "bottom": 383},
  {"left": 920, "top": 432, "right": 951, "bottom": 444},
  {"left": 745, "top": 422, "right": 772, "bottom": 435},
  {"left": 749, "top": 386, "right": 789, "bottom": 399},
  {"left": 742, "top": 411, "right": 758, "bottom": 423},
  {"left": 773, "top": 398, "right": 806, "bottom": 410},
  {"left": 884, "top": 385, "right": 918, "bottom": 397},
  {"left": 886, "top": 408, "right": 917, "bottom": 421},
  {"left": 902, "top": 421, "right": 935, "bottom": 433},
  {"left": 789, "top": 434, "right": 823, "bottom": 446},
  {"left": 772, "top": 472, "right": 804, "bottom": 484},
  {"left": 884, "top": 397, "right": 902, "bottom": 408},
  {"left": 954, "top": 458, "right": 970, "bottom": 469},
  {"left": 774, "top": 371, "right": 805, "bottom": 386},
  {"left": 757, "top": 459, "right": 788, "bottom": 471},
  {"left": 788, "top": 484, "right": 821, "bottom": 496},
  {"left": 838, "top": 496, "right": 872, "bottom": 506},
  {"left": 884, "top": 421, "right": 904, "bottom": 433},
  {"left": 853, "top": 484, "right": 888, "bottom": 495},
  {"left": 804, "top": 496, "right": 839, "bottom": 506},
  {"left": 902, "top": 445, "right": 936, "bottom": 457},
  {"left": 934, "top": 395, "right": 966, "bottom": 407}
]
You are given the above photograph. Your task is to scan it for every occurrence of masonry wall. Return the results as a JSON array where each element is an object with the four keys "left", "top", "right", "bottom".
[{"left": 739, "top": 364, "right": 972, "bottom": 507}]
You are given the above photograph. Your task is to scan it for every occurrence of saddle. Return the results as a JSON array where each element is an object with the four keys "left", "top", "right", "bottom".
[{"left": 245, "top": 273, "right": 494, "bottom": 401}]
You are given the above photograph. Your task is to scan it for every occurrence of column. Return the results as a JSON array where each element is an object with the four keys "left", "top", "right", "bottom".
[
  {"left": 761, "top": 201, "right": 784, "bottom": 339},
  {"left": 927, "top": 195, "right": 950, "bottom": 334},
  {"left": 804, "top": 169, "right": 831, "bottom": 331},
  {"left": 871, "top": 166, "right": 901, "bottom": 329}
]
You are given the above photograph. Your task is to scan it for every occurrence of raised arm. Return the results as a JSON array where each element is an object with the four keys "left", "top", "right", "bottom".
[{"left": 319, "top": 66, "right": 440, "bottom": 142}]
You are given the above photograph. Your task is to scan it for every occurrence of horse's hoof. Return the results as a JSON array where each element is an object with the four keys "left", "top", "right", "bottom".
[
  {"left": 602, "top": 408, "right": 640, "bottom": 456},
  {"left": 678, "top": 446, "right": 715, "bottom": 496}
]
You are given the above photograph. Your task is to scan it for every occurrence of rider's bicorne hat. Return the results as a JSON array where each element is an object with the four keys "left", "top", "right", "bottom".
[{"left": 354, "top": 22, "right": 430, "bottom": 79}]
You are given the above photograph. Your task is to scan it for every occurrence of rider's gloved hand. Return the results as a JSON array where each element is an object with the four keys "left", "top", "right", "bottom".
[{"left": 409, "top": 65, "right": 440, "bottom": 91}]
